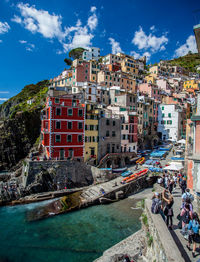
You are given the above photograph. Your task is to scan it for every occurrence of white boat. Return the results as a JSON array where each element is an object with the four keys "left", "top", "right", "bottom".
[{"left": 112, "top": 167, "right": 127, "bottom": 173}]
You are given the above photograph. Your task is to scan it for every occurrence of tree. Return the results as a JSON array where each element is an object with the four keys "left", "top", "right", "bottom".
[
  {"left": 69, "top": 47, "right": 85, "bottom": 60},
  {"left": 64, "top": 58, "right": 72, "bottom": 66}
]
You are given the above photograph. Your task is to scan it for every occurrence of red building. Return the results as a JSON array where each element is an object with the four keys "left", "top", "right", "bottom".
[{"left": 41, "top": 93, "right": 85, "bottom": 160}]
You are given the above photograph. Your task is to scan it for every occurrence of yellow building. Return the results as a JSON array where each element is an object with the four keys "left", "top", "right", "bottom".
[
  {"left": 183, "top": 79, "right": 200, "bottom": 92},
  {"left": 121, "top": 56, "right": 139, "bottom": 76},
  {"left": 84, "top": 104, "right": 99, "bottom": 164},
  {"left": 145, "top": 74, "right": 157, "bottom": 84},
  {"left": 90, "top": 60, "right": 100, "bottom": 82}
]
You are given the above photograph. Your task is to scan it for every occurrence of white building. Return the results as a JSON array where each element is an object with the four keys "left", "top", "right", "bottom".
[
  {"left": 72, "top": 82, "right": 97, "bottom": 103},
  {"left": 102, "top": 54, "right": 122, "bottom": 65},
  {"left": 82, "top": 47, "right": 100, "bottom": 61},
  {"left": 157, "top": 104, "right": 182, "bottom": 141}
]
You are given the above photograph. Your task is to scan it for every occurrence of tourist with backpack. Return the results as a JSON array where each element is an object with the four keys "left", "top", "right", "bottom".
[
  {"left": 180, "top": 203, "right": 193, "bottom": 239},
  {"left": 187, "top": 212, "right": 200, "bottom": 258},
  {"left": 151, "top": 192, "right": 161, "bottom": 214},
  {"left": 182, "top": 188, "right": 194, "bottom": 203}
]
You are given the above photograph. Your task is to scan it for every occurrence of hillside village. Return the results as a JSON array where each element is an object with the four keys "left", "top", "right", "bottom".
[{"left": 39, "top": 48, "right": 198, "bottom": 169}]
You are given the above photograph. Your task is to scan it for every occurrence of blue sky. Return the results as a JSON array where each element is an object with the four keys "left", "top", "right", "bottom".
[{"left": 0, "top": 0, "right": 199, "bottom": 102}]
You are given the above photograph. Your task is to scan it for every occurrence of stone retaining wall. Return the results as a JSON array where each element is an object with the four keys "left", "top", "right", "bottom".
[
  {"left": 22, "top": 160, "right": 118, "bottom": 193},
  {"left": 144, "top": 199, "right": 184, "bottom": 262}
]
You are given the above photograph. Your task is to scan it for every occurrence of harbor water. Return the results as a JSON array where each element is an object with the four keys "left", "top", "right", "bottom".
[{"left": 0, "top": 197, "right": 142, "bottom": 262}]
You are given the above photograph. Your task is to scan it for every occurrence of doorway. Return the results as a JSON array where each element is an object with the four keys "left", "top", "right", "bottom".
[{"left": 60, "top": 149, "right": 65, "bottom": 160}]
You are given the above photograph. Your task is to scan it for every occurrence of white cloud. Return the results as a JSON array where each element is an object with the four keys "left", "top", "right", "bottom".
[
  {"left": 130, "top": 50, "right": 151, "bottom": 61},
  {"left": 12, "top": 3, "right": 66, "bottom": 40},
  {"left": 63, "top": 26, "right": 94, "bottom": 52},
  {"left": 19, "top": 40, "right": 35, "bottom": 51},
  {"left": 12, "top": 4, "right": 98, "bottom": 54},
  {"left": 130, "top": 51, "right": 141, "bottom": 59},
  {"left": 174, "top": 35, "right": 197, "bottom": 57},
  {"left": 11, "top": 15, "right": 22, "bottom": 24},
  {"left": 0, "top": 40, "right": 2, "bottom": 43},
  {"left": 0, "top": 21, "right": 10, "bottom": 34},
  {"left": 132, "top": 26, "right": 168, "bottom": 52},
  {"left": 143, "top": 51, "right": 151, "bottom": 61},
  {"left": 0, "top": 98, "right": 8, "bottom": 101},
  {"left": 109, "top": 37, "right": 123, "bottom": 54},
  {"left": 87, "top": 6, "right": 98, "bottom": 31},
  {"left": 150, "top": 25, "right": 156, "bottom": 32},
  {"left": 90, "top": 6, "right": 97, "bottom": 12},
  {"left": 0, "top": 91, "right": 9, "bottom": 94},
  {"left": 19, "top": 40, "right": 27, "bottom": 44}
]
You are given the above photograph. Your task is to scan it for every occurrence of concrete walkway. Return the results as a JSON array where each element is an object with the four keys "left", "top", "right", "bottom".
[{"left": 170, "top": 186, "right": 199, "bottom": 262}]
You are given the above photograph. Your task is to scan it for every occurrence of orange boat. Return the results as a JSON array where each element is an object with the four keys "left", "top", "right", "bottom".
[
  {"left": 125, "top": 169, "right": 148, "bottom": 183},
  {"left": 136, "top": 157, "right": 145, "bottom": 164}
]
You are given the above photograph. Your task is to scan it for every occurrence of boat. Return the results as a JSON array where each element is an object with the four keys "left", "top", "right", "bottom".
[
  {"left": 124, "top": 169, "right": 149, "bottom": 183},
  {"left": 121, "top": 170, "right": 133, "bottom": 177},
  {"left": 112, "top": 167, "right": 127, "bottom": 173},
  {"left": 136, "top": 157, "right": 145, "bottom": 164}
]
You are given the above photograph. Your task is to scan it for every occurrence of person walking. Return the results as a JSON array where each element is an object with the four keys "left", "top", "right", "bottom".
[
  {"left": 180, "top": 177, "right": 187, "bottom": 195},
  {"left": 162, "top": 189, "right": 174, "bottom": 229},
  {"left": 187, "top": 212, "right": 200, "bottom": 257}
]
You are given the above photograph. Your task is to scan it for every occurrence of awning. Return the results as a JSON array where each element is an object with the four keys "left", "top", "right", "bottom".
[
  {"left": 177, "top": 139, "right": 186, "bottom": 144},
  {"left": 163, "top": 164, "right": 183, "bottom": 171}
]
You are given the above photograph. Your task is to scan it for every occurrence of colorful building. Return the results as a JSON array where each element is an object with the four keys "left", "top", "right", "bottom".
[
  {"left": 41, "top": 91, "right": 85, "bottom": 160},
  {"left": 138, "top": 83, "right": 161, "bottom": 102},
  {"left": 183, "top": 79, "right": 200, "bottom": 92},
  {"left": 84, "top": 104, "right": 100, "bottom": 164}
]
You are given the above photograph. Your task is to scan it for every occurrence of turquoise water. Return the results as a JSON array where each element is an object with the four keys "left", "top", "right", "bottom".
[{"left": 0, "top": 198, "right": 142, "bottom": 262}]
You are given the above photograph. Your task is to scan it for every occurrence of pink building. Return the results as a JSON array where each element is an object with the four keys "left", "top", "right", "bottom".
[
  {"left": 138, "top": 83, "right": 161, "bottom": 102},
  {"left": 156, "top": 79, "right": 172, "bottom": 95},
  {"left": 73, "top": 60, "right": 90, "bottom": 83}
]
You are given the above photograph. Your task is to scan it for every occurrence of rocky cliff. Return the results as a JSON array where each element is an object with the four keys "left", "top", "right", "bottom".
[
  {"left": 0, "top": 80, "right": 49, "bottom": 171},
  {"left": 0, "top": 109, "right": 42, "bottom": 171}
]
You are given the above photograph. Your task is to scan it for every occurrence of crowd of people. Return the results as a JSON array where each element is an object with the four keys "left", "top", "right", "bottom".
[{"left": 152, "top": 171, "right": 200, "bottom": 258}]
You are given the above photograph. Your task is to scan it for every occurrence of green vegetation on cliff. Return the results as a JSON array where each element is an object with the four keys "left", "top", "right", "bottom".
[
  {"left": 167, "top": 53, "right": 200, "bottom": 72},
  {"left": 0, "top": 80, "right": 49, "bottom": 120}
]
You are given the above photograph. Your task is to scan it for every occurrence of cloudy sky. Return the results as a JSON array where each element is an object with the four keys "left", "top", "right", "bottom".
[{"left": 0, "top": 0, "right": 199, "bottom": 102}]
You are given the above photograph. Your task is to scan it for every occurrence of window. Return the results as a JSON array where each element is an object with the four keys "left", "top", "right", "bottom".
[
  {"left": 55, "top": 135, "right": 61, "bottom": 142},
  {"left": 78, "top": 122, "right": 83, "bottom": 129},
  {"left": 56, "top": 108, "right": 61, "bottom": 116},
  {"left": 106, "top": 119, "right": 110, "bottom": 125},
  {"left": 67, "top": 135, "right": 72, "bottom": 142},
  {"left": 93, "top": 136, "right": 95, "bottom": 142},
  {"left": 162, "top": 106, "right": 164, "bottom": 110},
  {"left": 115, "top": 98, "right": 117, "bottom": 102},
  {"left": 85, "top": 136, "right": 87, "bottom": 142},
  {"left": 126, "top": 125, "right": 128, "bottom": 130},
  {"left": 56, "top": 121, "right": 61, "bottom": 129},
  {"left": 113, "top": 121, "right": 116, "bottom": 126},
  {"left": 78, "top": 109, "right": 83, "bottom": 117},
  {"left": 68, "top": 108, "right": 73, "bottom": 116},
  {"left": 162, "top": 113, "right": 165, "bottom": 117},
  {"left": 168, "top": 113, "right": 171, "bottom": 118},
  {"left": 121, "top": 125, "right": 124, "bottom": 130},
  {"left": 55, "top": 98, "right": 59, "bottom": 104},
  {"left": 122, "top": 134, "right": 126, "bottom": 140},
  {"left": 78, "top": 135, "right": 82, "bottom": 142},
  {"left": 90, "top": 125, "right": 94, "bottom": 130},
  {"left": 112, "top": 131, "right": 116, "bottom": 137},
  {"left": 106, "top": 130, "right": 109, "bottom": 137},
  {"left": 67, "top": 122, "right": 72, "bottom": 129}
]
